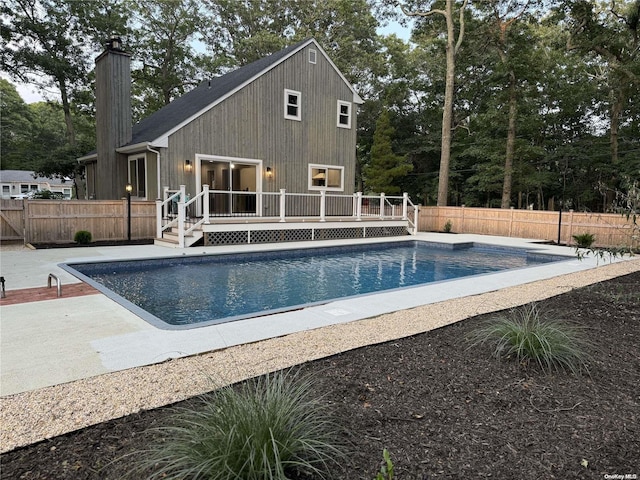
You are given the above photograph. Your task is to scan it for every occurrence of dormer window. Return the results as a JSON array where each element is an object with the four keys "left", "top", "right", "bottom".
[
  {"left": 337, "top": 100, "right": 352, "bottom": 129},
  {"left": 284, "top": 89, "right": 301, "bottom": 121},
  {"left": 309, "top": 49, "right": 317, "bottom": 64}
]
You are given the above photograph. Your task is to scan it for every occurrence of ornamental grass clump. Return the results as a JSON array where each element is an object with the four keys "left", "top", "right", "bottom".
[
  {"left": 134, "top": 369, "right": 344, "bottom": 480},
  {"left": 467, "top": 303, "right": 591, "bottom": 375}
]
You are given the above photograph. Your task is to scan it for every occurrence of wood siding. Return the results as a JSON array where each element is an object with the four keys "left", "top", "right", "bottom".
[
  {"left": 419, "top": 206, "right": 638, "bottom": 248},
  {"left": 167, "top": 44, "right": 357, "bottom": 196}
]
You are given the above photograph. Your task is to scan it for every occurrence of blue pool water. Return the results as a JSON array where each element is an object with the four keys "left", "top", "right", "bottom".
[{"left": 63, "top": 241, "right": 564, "bottom": 329}]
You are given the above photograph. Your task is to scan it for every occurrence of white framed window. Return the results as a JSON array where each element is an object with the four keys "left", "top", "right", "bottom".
[
  {"left": 308, "top": 49, "right": 317, "bottom": 64},
  {"left": 284, "top": 89, "right": 301, "bottom": 121},
  {"left": 308, "top": 164, "right": 344, "bottom": 191},
  {"left": 337, "top": 100, "right": 352, "bottom": 129},
  {"left": 128, "top": 156, "right": 146, "bottom": 198}
]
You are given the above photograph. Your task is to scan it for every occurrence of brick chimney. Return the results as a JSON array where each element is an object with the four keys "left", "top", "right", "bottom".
[{"left": 94, "top": 35, "right": 132, "bottom": 199}]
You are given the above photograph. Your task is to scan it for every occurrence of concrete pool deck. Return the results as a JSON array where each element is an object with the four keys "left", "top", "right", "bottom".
[
  {"left": 1, "top": 233, "right": 639, "bottom": 451},
  {"left": 0, "top": 232, "right": 635, "bottom": 396}
]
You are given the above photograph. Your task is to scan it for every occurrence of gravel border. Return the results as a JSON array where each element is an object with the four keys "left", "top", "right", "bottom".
[{"left": 2, "top": 257, "right": 639, "bottom": 453}]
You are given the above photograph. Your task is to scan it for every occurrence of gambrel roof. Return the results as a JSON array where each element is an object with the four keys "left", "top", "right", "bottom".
[{"left": 116, "top": 38, "right": 363, "bottom": 152}]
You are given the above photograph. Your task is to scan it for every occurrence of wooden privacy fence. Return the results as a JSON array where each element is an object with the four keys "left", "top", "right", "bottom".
[
  {"left": 0, "top": 199, "right": 156, "bottom": 244},
  {"left": 0, "top": 200, "right": 25, "bottom": 241},
  {"left": 418, "top": 206, "right": 638, "bottom": 248}
]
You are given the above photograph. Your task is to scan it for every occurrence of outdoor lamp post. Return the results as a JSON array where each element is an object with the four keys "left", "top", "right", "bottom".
[{"left": 125, "top": 183, "right": 133, "bottom": 242}]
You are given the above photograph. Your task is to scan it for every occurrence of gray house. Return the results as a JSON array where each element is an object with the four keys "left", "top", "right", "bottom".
[{"left": 79, "top": 37, "right": 363, "bottom": 208}]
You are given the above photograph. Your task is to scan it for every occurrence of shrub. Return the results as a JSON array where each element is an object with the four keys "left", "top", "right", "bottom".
[
  {"left": 573, "top": 232, "right": 595, "bottom": 248},
  {"left": 134, "top": 369, "right": 344, "bottom": 480},
  {"left": 74, "top": 230, "right": 92, "bottom": 244},
  {"left": 443, "top": 220, "right": 453, "bottom": 233},
  {"left": 467, "top": 303, "right": 590, "bottom": 374},
  {"left": 31, "top": 189, "right": 65, "bottom": 199}
]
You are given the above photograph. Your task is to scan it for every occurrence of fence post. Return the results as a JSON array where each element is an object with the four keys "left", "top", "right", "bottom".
[
  {"left": 509, "top": 207, "right": 514, "bottom": 238},
  {"left": 202, "top": 184, "right": 210, "bottom": 224},
  {"left": 320, "top": 190, "right": 326, "bottom": 222},
  {"left": 567, "top": 209, "right": 574, "bottom": 245},
  {"left": 356, "top": 192, "right": 362, "bottom": 221},
  {"left": 279, "top": 189, "right": 286, "bottom": 222},
  {"left": 379, "top": 193, "right": 385, "bottom": 219}
]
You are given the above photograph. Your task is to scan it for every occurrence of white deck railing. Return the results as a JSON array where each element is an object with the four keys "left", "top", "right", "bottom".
[{"left": 156, "top": 186, "right": 418, "bottom": 247}]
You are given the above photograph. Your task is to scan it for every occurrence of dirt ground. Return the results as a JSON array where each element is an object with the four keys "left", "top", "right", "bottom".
[{"left": 2, "top": 271, "right": 638, "bottom": 479}]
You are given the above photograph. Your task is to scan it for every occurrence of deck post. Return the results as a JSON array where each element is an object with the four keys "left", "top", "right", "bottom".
[
  {"left": 279, "top": 189, "right": 286, "bottom": 222},
  {"left": 402, "top": 192, "right": 408, "bottom": 220},
  {"left": 356, "top": 192, "right": 362, "bottom": 221},
  {"left": 202, "top": 184, "right": 210, "bottom": 224},
  {"left": 379, "top": 193, "right": 385, "bottom": 219},
  {"left": 178, "top": 185, "right": 186, "bottom": 248},
  {"left": 155, "top": 199, "right": 162, "bottom": 238},
  {"left": 162, "top": 186, "right": 170, "bottom": 217},
  {"left": 319, "top": 190, "right": 326, "bottom": 222}
]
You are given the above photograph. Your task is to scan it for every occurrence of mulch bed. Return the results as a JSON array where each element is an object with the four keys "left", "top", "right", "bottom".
[{"left": 2, "top": 272, "right": 638, "bottom": 479}]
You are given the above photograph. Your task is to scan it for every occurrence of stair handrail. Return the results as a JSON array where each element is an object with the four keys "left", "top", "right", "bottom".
[
  {"left": 156, "top": 187, "right": 182, "bottom": 239},
  {"left": 182, "top": 186, "right": 208, "bottom": 238}
]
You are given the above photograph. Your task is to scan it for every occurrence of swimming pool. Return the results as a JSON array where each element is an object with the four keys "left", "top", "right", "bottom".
[{"left": 61, "top": 241, "right": 566, "bottom": 330}]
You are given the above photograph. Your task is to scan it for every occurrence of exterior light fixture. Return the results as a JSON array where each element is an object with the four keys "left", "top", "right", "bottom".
[
  {"left": 266, "top": 166, "right": 273, "bottom": 178},
  {"left": 185, "top": 159, "right": 193, "bottom": 172}
]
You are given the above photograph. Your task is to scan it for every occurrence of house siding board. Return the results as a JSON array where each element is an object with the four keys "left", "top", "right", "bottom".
[{"left": 167, "top": 44, "right": 357, "bottom": 196}]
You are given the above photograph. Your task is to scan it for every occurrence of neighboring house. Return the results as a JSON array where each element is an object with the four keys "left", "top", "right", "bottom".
[
  {"left": 78, "top": 36, "right": 363, "bottom": 214},
  {"left": 0, "top": 170, "right": 73, "bottom": 199}
]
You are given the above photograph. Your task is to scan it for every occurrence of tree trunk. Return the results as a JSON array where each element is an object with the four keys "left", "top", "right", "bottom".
[
  {"left": 59, "top": 80, "right": 76, "bottom": 147},
  {"left": 610, "top": 90, "right": 622, "bottom": 165},
  {"left": 437, "top": 0, "right": 456, "bottom": 207},
  {"left": 501, "top": 74, "right": 517, "bottom": 208}
]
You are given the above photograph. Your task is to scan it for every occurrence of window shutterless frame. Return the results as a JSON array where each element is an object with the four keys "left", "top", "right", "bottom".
[
  {"left": 284, "top": 89, "right": 301, "bottom": 121},
  {"left": 308, "top": 164, "right": 344, "bottom": 192},
  {"left": 337, "top": 100, "right": 352, "bottom": 129}
]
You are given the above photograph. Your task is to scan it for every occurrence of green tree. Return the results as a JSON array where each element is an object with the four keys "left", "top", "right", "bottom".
[
  {"left": 129, "top": 0, "right": 207, "bottom": 119},
  {"left": 402, "top": 0, "right": 470, "bottom": 206},
  {"left": 0, "top": 79, "right": 34, "bottom": 169},
  {"left": 563, "top": 0, "right": 640, "bottom": 166},
  {"left": 364, "top": 109, "right": 413, "bottom": 194}
]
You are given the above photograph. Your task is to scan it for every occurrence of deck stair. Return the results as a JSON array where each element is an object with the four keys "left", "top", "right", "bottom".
[{"left": 155, "top": 225, "right": 203, "bottom": 248}]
